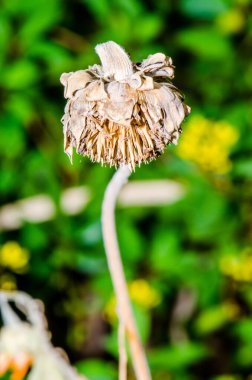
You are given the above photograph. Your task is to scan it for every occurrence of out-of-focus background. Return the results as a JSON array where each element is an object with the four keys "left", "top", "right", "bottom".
[{"left": 0, "top": 0, "right": 252, "bottom": 379}]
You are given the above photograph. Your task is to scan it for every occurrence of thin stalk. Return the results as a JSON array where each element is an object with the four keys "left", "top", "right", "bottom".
[{"left": 101, "top": 165, "right": 152, "bottom": 380}]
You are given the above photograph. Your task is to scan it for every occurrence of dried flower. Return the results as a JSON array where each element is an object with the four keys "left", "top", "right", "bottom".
[
  {"left": 0, "top": 292, "right": 86, "bottom": 380},
  {"left": 60, "top": 41, "right": 190, "bottom": 170}
]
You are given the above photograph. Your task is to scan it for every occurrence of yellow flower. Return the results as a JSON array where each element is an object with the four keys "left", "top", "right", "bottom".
[
  {"left": 222, "top": 302, "right": 240, "bottom": 320},
  {"left": 129, "top": 279, "right": 161, "bottom": 309},
  {"left": 176, "top": 115, "right": 239, "bottom": 174},
  {"left": 103, "top": 279, "right": 161, "bottom": 323},
  {"left": 103, "top": 296, "right": 117, "bottom": 323},
  {"left": 220, "top": 251, "right": 252, "bottom": 282},
  {"left": 0, "top": 274, "right": 17, "bottom": 290},
  {"left": 216, "top": 9, "right": 245, "bottom": 35},
  {"left": 0, "top": 242, "right": 29, "bottom": 273}
]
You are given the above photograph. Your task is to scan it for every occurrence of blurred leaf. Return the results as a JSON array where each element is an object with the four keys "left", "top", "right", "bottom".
[
  {"left": 212, "top": 376, "right": 240, "bottom": 380},
  {"left": 118, "top": 216, "right": 144, "bottom": 265},
  {"left": 0, "top": 114, "right": 25, "bottom": 158},
  {"left": 195, "top": 303, "right": 239, "bottom": 335},
  {"left": 133, "top": 303, "right": 151, "bottom": 343},
  {"left": 233, "top": 319, "right": 252, "bottom": 343},
  {"left": 0, "top": 12, "right": 11, "bottom": 66},
  {"left": 78, "top": 221, "right": 102, "bottom": 247},
  {"left": 184, "top": 183, "right": 228, "bottom": 240},
  {"left": 149, "top": 229, "right": 180, "bottom": 275},
  {"left": 21, "top": 224, "right": 48, "bottom": 251},
  {"left": 233, "top": 159, "right": 252, "bottom": 179},
  {"left": 75, "top": 255, "right": 106, "bottom": 274},
  {"left": 1, "top": 60, "right": 39, "bottom": 89},
  {"left": 176, "top": 27, "right": 232, "bottom": 59},
  {"left": 82, "top": 0, "right": 111, "bottom": 21},
  {"left": 133, "top": 14, "right": 163, "bottom": 42},
  {"left": 76, "top": 359, "right": 116, "bottom": 380},
  {"left": 6, "top": 95, "right": 34, "bottom": 124},
  {"left": 235, "top": 344, "right": 252, "bottom": 367},
  {"left": 149, "top": 342, "right": 207, "bottom": 371},
  {"left": 180, "top": 0, "right": 228, "bottom": 20},
  {"left": 18, "top": 0, "right": 61, "bottom": 47},
  {"left": 28, "top": 41, "right": 73, "bottom": 76}
]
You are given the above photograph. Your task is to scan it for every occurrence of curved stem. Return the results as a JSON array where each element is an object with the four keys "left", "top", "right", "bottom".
[{"left": 102, "top": 166, "right": 152, "bottom": 380}]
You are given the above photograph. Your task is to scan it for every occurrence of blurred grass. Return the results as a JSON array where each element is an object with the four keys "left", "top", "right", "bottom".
[{"left": 0, "top": 0, "right": 252, "bottom": 379}]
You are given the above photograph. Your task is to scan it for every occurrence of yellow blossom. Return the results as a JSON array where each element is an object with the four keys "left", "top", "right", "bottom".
[
  {"left": 0, "top": 274, "right": 17, "bottom": 290},
  {"left": 104, "top": 279, "right": 161, "bottom": 323},
  {"left": 128, "top": 279, "right": 161, "bottom": 309},
  {"left": 103, "top": 296, "right": 117, "bottom": 323},
  {"left": 220, "top": 251, "right": 252, "bottom": 282},
  {"left": 176, "top": 115, "right": 239, "bottom": 174},
  {"left": 222, "top": 302, "right": 240, "bottom": 320},
  {"left": 216, "top": 8, "right": 245, "bottom": 35},
  {"left": 0, "top": 242, "right": 29, "bottom": 273}
]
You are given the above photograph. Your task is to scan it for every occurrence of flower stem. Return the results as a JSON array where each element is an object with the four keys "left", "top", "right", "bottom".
[{"left": 102, "top": 165, "right": 152, "bottom": 380}]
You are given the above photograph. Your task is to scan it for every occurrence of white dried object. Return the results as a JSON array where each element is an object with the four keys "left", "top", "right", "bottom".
[
  {"left": 0, "top": 291, "right": 86, "bottom": 380},
  {"left": 60, "top": 41, "right": 190, "bottom": 170}
]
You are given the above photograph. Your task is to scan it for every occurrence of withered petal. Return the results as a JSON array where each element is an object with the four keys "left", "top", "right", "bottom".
[
  {"left": 60, "top": 41, "right": 190, "bottom": 170},
  {"left": 63, "top": 70, "right": 92, "bottom": 98}
]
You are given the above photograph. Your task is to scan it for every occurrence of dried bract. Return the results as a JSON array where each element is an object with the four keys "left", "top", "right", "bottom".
[{"left": 60, "top": 41, "right": 190, "bottom": 170}]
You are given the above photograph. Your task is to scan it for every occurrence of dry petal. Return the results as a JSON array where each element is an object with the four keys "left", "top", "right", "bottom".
[
  {"left": 60, "top": 41, "right": 190, "bottom": 170},
  {"left": 61, "top": 71, "right": 92, "bottom": 99}
]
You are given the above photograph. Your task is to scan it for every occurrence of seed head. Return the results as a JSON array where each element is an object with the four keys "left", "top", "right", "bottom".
[{"left": 60, "top": 41, "right": 190, "bottom": 170}]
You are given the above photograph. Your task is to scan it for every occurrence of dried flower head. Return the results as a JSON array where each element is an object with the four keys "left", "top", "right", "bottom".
[
  {"left": 0, "top": 292, "right": 85, "bottom": 380},
  {"left": 60, "top": 41, "right": 190, "bottom": 170}
]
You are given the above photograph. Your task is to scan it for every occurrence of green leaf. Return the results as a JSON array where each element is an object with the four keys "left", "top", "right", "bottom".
[
  {"left": 132, "top": 303, "right": 151, "bottom": 343},
  {"left": 176, "top": 27, "right": 232, "bottom": 59},
  {"left": 180, "top": 0, "right": 228, "bottom": 20},
  {"left": 149, "top": 342, "right": 207, "bottom": 371},
  {"left": 18, "top": 1, "right": 61, "bottom": 47},
  {"left": 133, "top": 14, "right": 163, "bottom": 43},
  {"left": 235, "top": 344, "right": 252, "bottom": 367},
  {"left": 149, "top": 229, "right": 180, "bottom": 275},
  {"left": 195, "top": 303, "right": 238, "bottom": 335},
  {"left": 82, "top": 0, "right": 111, "bottom": 21},
  {"left": 6, "top": 95, "right": 34, "bottom": 124},
  {"left": 233, "top": 159, "right": 252, "bottom": 179},
  {"left": 1, "top": 60, "right": 39, "bottom": 89},
  {"left": 28, "top": 41, "right": 72, "bottom": 76},
  {"left": 233, "top": 319, "right": 252, "bottom": 344},
  {"left": 118, "top": 215, "right": 144, "bottom": 265},
  {"left": 76, "top": 359, "right": 117, "bottom": 380},
  {"left": 0, "top": 13, "right": 11, "bottom": 66},
  {"left": 0, "top": 114, "right": 25, "bottom": 158}
]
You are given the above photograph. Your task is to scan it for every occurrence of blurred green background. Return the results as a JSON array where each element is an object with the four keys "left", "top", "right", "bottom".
[{"left": 0, "top": 0, "right": 252, "bottom": 379}]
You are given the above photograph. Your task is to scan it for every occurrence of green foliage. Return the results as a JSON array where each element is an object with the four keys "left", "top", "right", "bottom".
[
  {"left": 0, "top": 0, "right": 252, "bottom": 379},
  {"left": 76, "top": 360, "right": 117, "bottom": 380}
]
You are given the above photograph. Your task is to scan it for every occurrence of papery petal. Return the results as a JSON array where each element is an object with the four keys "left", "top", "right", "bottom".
[
  {"left": 102, "top": 100, "right": 135, "bottom": 125},
  {"left": 128, "top": 73, "right": 142, "bottom": 89},
  {"left": 152, "top": 66, "right": 174, "bottom": 78},
  {"left": 85, "top": 80, "right": 107, "bottom": 101},
  {"left": 140, "top": 53, "right": 167, "bottom": 70},
  {"left": 138, "top": 76, "right": 154, "bottom": 91},
  {"left": 61, "top": 71, "right": 92, "bottom": 99},
  {"left": 106, "top": 81, "right": 133, "bottom": 101}
]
